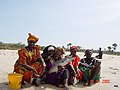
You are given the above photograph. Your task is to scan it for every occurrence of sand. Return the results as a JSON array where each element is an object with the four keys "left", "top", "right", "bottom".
[{"left": 0, "top": 50, "right": 120, "bottom": 90}]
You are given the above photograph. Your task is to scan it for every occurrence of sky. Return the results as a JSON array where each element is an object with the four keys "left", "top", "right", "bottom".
[{"left": 0, "top": 0, "right": 120, "bottom": 51}]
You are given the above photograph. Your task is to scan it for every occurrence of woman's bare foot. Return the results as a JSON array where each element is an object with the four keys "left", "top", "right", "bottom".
[{"left": 59, "top": 84, "right": 64, "bottom": 88}]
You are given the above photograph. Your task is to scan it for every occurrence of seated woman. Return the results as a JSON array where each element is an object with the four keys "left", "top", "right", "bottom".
[
  {"left": 42, "top": 45, "right": 56, "bottom": 71},
  {"left": 53, "top": 47, "right": 65, "bottom": 61},
  {"left": 79, "top": 49, "right": 101, "bottom": 86},
  {"left": 43, "top": 47, "right": 69, "bottom": 89},
  {"left": 66, "top": 46, "right": 82, "bottom": 85},
  {"left": 14, "top": 33, "right": 45, "bottom": 86}
]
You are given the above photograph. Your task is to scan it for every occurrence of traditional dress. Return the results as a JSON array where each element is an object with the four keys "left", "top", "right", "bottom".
[
  {"left": 65, "top": 46, "right": 82, "bottom": 85},
  {"left": 42, "top": 53, "right": 54, "bottom": 71},
  {"left": 14, "top": 33, "right": 44, "bottom": 84},
  {"left": 42, "top": 45, "right": 56, "bottom": 71},
  {"left": 66, "top": 55, "right": 82, "bottom": 85},
  {"left": 43, "top": 47, "right": 69, "bottom": 87}
]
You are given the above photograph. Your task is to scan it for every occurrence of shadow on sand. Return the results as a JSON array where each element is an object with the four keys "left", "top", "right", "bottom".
[
  {"left": 0, "top": 82, "right": 64, "bottom": 90},
  {"left": 0, "top": 81, "right": 99, "bottom": 90}
]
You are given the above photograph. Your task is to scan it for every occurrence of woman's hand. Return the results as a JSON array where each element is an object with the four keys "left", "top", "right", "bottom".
[{"left": 20, "top": 64, "right": 37, "bottom": 74}]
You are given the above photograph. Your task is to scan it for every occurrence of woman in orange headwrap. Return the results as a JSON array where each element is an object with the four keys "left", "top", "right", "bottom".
[{"left": 14, "top": 33, "right": 45, "bottom": 86}]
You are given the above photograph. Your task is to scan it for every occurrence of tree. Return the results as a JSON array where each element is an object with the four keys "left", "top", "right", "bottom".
[
  {"left": 77, "top": 46, "right": 81, "bottom": 51},
  {"left": 112, "top": 43, "right": 117, "bottom": 51},
  {"left": 41, "top": 46, "right": 46, "bottom": 51},
  {"left": 62, "top": 46, "right": 66, "bottom": 50},
  {"left": 0, "top": 41, "right": 3, "bottom": 44},
  {"left": 67, "top": 43, "right": 72, "bottom": 49},
  {"left": 108, "top": 46, "right": 111, "bottom": 52},
  {"left": 18, "top": 42, "right": 22, "bottom": 45}
]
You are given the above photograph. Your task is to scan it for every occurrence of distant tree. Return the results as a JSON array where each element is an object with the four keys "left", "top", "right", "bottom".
[
  {"left": 104, "top": 48, "right": 106, "bottom": 51},
  {"left": 18, "top": 42, "right": 22, "bottom": 45},
  {"left": 69, "top": 43, "right": 72, "bottom": 47},
  {"left": 112, "top": 43, "right": 117, "bottom": 51},
  {"left": 67, "top": 43, "right": 72, "bottom": 49},
  {"left": 77, "top": 46, "right": 81, "bottom": 50},
  {"left": 0, "top": 41, "right": 3, "bottom": 44},
  {"left": 108, "top": 46, "right": 112, "bottom": 52},
  {"left": 41, "top": 46, "right": 46, "bottom": 51},
  {"left": 62, "top": 46, "right": 66, "bottom": 50}
]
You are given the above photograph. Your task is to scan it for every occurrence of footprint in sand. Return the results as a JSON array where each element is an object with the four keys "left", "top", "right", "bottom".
[
  {"left": 111, "top": 72, "right": 116, "bottom": 74},
  {"left": 109, "top": 67, "right": 119, "bottom": 70}
]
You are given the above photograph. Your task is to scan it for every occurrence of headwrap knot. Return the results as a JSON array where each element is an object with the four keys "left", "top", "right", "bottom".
[{"left": 27, "top": 33, "right": 39, "bottom": 43}]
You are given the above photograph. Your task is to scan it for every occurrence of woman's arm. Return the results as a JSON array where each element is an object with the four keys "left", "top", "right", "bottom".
[
  {"left": 37, "top": 57, "right": 46, "bottom": 67},
  {"left": 20, "top": 64, "right": 37, "bottom": 74}
]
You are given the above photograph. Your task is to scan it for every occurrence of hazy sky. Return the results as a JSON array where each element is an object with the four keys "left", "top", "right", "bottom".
[{"left": 0, "top": 0, "right": 120, "bottom": 51}]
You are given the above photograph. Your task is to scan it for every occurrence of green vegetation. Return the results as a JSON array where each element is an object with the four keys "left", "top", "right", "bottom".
[
  {"left": 0, "top": 42, "right": 25, "bottom": 50},
  {"left": 0, "top": 42, "right": 120, "bottom": 56},
  {"left": 65, "top": 43, "right": 120, "bottom": 56}
]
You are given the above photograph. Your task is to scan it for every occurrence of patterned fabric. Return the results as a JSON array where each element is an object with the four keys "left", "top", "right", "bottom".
[
  {"left": 55, "top": 47, "right": 65, "bottom": 54},
  {"left": 81, "top": 57, "right": 98, "bottom": 66},
  {"left": 67, "top": 55, "right": 82, "bottom": 85},
  {"left": 79, "top": 57, "right": 100, "bottom": 83},
  {"left": 79, "top": 66, "right": 100, "bottom": 83},
  {"left": 27, "top": 33, "right": 39, "bottom": 43},
  {"left": 14, "top": 45, "right": 44, "bottom": 84},
  {"left": 69, "top": 55, "right": 80, "bottom": 67}
]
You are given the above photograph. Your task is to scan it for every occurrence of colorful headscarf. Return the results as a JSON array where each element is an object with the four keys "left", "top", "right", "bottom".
[
  {"left": 70, "top": 46, "right": 78, "bottom": 51},
  {"left": 55, "top": 47, "right": 65, "bottom": 54},
  {"left": 48, "top": 46, "right": 55, "bottom": 51},
  {"left": 27, "top": 33, "right": 39, "bottom": 43}
]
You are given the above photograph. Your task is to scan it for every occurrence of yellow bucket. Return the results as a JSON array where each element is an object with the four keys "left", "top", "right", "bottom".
[{"left": 8, "top": 73, "right": 23, "bottom": 89}]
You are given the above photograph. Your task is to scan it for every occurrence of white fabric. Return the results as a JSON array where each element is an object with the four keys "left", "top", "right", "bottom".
[{"left": 48, "top": 46, "right": 55, "bottom": 51}]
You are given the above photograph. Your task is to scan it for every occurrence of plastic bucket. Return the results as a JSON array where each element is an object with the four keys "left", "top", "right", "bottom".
[{"left": 8, "top": 73, "right": 23, "bottom": 89}]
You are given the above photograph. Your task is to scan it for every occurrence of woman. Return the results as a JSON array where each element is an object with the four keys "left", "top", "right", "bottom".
[
  {"left": 14, "top": 33, "right": 45, "bottom": 86},
  {"left": 43, "top": 47, "right": 69, "bottom": 89},
  {"left": 53, "top": 47, "right": 65, "bottom": 61},
  {"left": 42, "top": 45, "right": 56, "bottom": 71},
  {"left": 66, "top": 46, "right": 82, "bottom": 85}
]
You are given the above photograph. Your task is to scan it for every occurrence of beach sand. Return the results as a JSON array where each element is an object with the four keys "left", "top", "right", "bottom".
[{"left": 0, "top": 50, "right": 120, "bottom": 90}]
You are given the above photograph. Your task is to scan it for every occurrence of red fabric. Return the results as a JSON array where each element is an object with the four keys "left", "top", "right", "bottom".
[
  {"left": 23, "top": 71, "right": 32, "bottom": 84},
  {"left": 70, "top": 55, "right": 80, "bottom": 67},
  {"left": 76, "top": 70, "right": 82, "bottom": 81},
  {"left": 14, "top": 45, "right": 43, "bottom": 84},
  {"left": 30, "top": 62, "right": 44, "bottom": 75},
  {"left": 70, "top": 46, "right": 78, "bottom": 51},
  {"left": 68, "top": 55, "right": 82, "bottom": 81}
]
